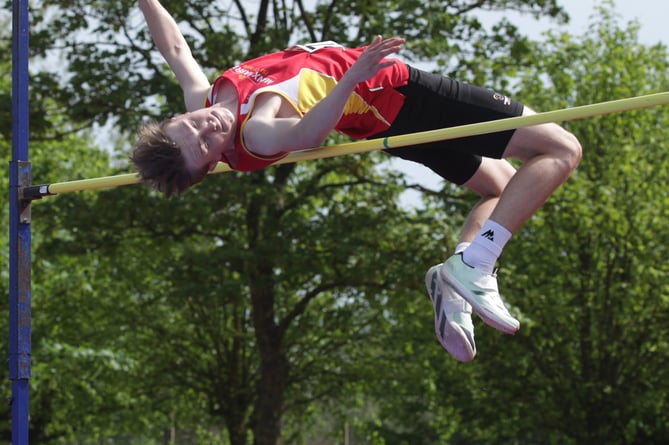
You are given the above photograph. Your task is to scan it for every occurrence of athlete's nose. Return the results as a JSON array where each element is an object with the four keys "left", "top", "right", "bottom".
[
  {"left": 208, "top": 116, "right": 221, "bottom": 132},
  {"left": 198, "top": 118, "right": 215, "bottom": 136}
]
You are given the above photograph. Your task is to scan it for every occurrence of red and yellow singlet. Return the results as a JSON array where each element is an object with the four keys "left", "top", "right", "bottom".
[{"left": 204, "top": 41, "right": 409, "bottom": 171}]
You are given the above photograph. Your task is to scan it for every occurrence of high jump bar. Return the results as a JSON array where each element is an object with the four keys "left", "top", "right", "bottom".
[{"left": 21, "top": 90, "right": 669, "bottom": 199}]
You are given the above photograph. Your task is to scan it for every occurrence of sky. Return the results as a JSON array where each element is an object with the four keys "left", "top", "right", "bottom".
[
  {"left": 394, "top": 0, "right": 669, "bottom": 205},
  {"left": 544, "top": 0, "right": 667, "bottom": 46},
  {"left": 501, "top": 0, "right": 667, "bottom": 46}
]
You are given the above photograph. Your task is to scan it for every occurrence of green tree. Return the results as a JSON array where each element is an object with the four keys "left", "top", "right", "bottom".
[
  {"left": 31, "top": 0, "right": 568, "bottom": 134},
  {"left": 435, "top": 7, "right": 669, "bottom": 445},
  {"left": 1, "top": 123, "right": 119, "bottom": 443},
  {"left": 55, "top": 151, "right": 458, "bottom": 444},
  {"left": 3, "top": 0, "right": 589, "bottom": 444}
]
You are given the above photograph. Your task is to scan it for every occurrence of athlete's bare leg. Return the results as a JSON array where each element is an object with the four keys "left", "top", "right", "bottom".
[
  {"left": 489, "top": 107, "right": 582, "bottom": 233},
  {"left": 459, "top": 157, "right": 517, "bottom": 242}
]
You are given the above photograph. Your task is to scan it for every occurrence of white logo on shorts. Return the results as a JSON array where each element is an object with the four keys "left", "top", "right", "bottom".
[{"left": 492, "top": 92, "right": 511, "bottom": 105}]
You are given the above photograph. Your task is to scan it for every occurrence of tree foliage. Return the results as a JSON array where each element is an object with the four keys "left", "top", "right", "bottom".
[
  {"left": 5, "top": 1, "right": 669, "bottom": 444},
  {"left": 25, "top": 0, "right": 567, "bottom": 135},
  {"left": 437, "top": 7, "right": 669, "bottom": 444}
]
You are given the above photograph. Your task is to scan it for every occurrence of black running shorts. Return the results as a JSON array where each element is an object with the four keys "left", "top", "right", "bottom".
[{"left": 373, "top": 65, "right": 525, "bottom": 185}]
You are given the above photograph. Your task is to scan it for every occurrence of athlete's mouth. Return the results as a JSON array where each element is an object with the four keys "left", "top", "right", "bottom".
[{"left": 213, "top": 111, "right": 228, "bottom": 133}]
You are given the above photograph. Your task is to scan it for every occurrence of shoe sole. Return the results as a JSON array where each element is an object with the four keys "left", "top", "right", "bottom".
[
  {"left": 426, "top": 267, "right": 476, "bottom": 362},
  {"left": 440, "top": 265, "right": 519, "bottom": 335}
]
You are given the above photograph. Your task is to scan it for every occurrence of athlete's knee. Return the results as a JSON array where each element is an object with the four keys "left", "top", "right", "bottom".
[
  {"left": 557, "top": 129, "right": 582, "bottom": 173},
  {"left": 464, "top": 158, "right": 516, "bottom": 198},
  {"left": 515, "top": 107, "right": 582, "bottom": 169}
]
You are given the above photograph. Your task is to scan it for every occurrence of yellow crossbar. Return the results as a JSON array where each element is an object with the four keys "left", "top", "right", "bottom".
[{"left": 43, "top": 91, "right": 669, "bottom": 195}]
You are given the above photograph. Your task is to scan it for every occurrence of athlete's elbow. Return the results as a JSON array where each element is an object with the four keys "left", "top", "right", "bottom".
[
  {"left": 297, "top": 133, "right": 328, "bottom": 150},
  {"left": 251, "top": 139, "right": 320, "bottom": 156},
  {"left": 292, "top": 126, "right": 334, "bottom": 149},
  {"left": 272, "top": 134, "right": 327, "bottom": 153}
]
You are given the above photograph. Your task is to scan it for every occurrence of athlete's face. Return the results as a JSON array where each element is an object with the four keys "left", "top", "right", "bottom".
[{"left": 165, "top": 104, "right": 236, "bottom": 174}]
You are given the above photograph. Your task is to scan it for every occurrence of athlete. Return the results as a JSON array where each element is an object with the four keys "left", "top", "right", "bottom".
[{"left": 133, "top": 0, "right": 582, "bottom": 362}]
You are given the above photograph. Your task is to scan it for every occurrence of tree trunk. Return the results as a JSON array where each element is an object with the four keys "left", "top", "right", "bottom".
[
  {"left": 253, "top": 337, "right": 289, "bottom": 445},
  {"left": 247, "top": 186, "right": 290, "bottom": 445}
]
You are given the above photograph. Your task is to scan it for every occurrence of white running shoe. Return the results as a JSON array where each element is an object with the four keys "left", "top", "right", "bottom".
[
  {"left": 441, "top": 254, "right": 520, "bottom": 335},
  {"left": 425, "top": 265, "right": 476, "bottom": 362}
]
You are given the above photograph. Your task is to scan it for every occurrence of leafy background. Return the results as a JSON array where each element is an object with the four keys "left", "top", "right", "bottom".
[{"left": 2, "top": 0, "right": 669, "bottom": 443}]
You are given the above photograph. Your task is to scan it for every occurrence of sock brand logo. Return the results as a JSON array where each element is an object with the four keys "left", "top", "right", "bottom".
[{"left": 481, "top": 229, "right": 495, "bottom": 241}]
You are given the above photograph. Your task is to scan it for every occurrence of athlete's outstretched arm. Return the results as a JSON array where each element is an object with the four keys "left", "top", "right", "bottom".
[
  {"left": 244, "top": 36, "right": 406, "bottom": 156},
  {"left": 138, "top": 0, "right": 210, "bottom": 111}
]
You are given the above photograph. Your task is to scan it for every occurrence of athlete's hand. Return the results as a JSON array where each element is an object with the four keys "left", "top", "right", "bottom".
[{"left": 342, "top": 35, "right": 405, "bottom": 85}]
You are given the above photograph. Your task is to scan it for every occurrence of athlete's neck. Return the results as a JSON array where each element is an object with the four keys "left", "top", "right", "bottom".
[{"left": 213, "top": 79, "right": 238, "bottom": 109}]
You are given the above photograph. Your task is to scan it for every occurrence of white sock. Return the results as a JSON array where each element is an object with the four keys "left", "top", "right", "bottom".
[
  {"left": 454, "top": 242, "right": 471, "bottom": 255},
  {"left": 462, "top": 220, "right": 512, "bottom": 274}
]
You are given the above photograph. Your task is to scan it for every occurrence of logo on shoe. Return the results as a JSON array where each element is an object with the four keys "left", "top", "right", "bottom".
[{"left": 481, "top": 229, "right": 495, "bottom": 241}]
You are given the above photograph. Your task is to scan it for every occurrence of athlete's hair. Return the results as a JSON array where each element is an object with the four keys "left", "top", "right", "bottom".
[{"left": 130, "top": 121, "right": 209, "bottom": 198}]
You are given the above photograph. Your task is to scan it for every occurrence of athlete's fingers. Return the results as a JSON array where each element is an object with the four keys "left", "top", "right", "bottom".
[{"left": 344, "top": 36, "right": 405, "bottom": 83}]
